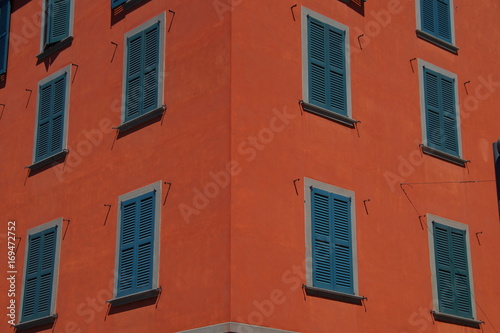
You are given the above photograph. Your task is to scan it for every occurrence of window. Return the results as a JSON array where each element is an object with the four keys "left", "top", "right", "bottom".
[
  {"left": 31, "top": 66, "right": 71, "bottom": 169},
  {"left": 418, "top": 60, "right": 466, "bottom": 166},
  {"left": 112, "top": 0, "right": 143, "bottom": 9},
  {"left": 119, "top": 13, "right": 165, "bottom": 131},
  {"left": 111, "top": 181, "right": 161, "bottom": 305},
  {"left": 40, "top": 0, "right": 74, "bottom": 55},
  {"left": 304, "top": 178, "right": 363, "bottom": 304},
  {"left": 0, "top": 0, "right": 10, "bottom": 75},
  {"left": 416, "top": 0, "right": 458, "bottom": 53},
  {"left": 427, "top": 215, "right": 481, "bottom": 327},
  {"left": 18, "top": 219, "right": 62, "bottom": 329},
  {"left": 112, "top": 0, "right": 127, "bottom": 8},
  {"left": 301, "top": 8, "right": 355, "bottom": 127}
]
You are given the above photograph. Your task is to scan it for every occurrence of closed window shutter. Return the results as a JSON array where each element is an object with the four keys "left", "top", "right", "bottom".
[
  {"left": 421, "top": 0, "right": 435, "bottom": 35},
  {"left": 424, "top": 69, "right": 442, "bottom": 150},
  {"left": 436, "top": 0, "right": 451, "bottom": 42},
  {"left": 312, "top": 188, "right": 333, "bottom": 290},
  {"left": 450, "top": 228, "right": 472, "bottom": 318},
  {"left": 0, "top": 0, "right": 10, "bottom": 75},
  {"left": 327, "top": 25, "right": 347, "bottom": 115},
  {"left": 22, "top": 227, "right": 57, "bottom": 322},
  {"left": 332, "top": 193, "right": 353, "bottom": 294},
  {"left": 36, "top": 74, "right": 67, "bottom": 162},
  {"left": 125, "top": 22, "right": 160, "bottom": 122},
  {"left": 433, "top": 222, "right": 472, "bottom": 318},
  {"left": 118, "top": 191, "right": 155, "bottom": 297},
  {"left": 424, "top": 68, "right": 458, "bottom": 156},
  {"left": 112, "top": 0, "right": 127, "bottom": 8},
  {"left": 46, "top": 0, "right": 70, "bottom": 46},
  {"left": 421, "top": 0, "right": 451, "bottom": 43},
  {"left": 311, "top": 188, "right": 353, "bottom": 294},
  {"left": 308, "top": 17, "right": 347, "bottom": 116},
  {"left": 440, "top": 76, "right": 458, "bottom": 155}
]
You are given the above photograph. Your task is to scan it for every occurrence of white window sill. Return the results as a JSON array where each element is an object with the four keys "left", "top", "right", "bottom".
[
  {"left": 431, "top": 311, "right": 483, "bottom": 328},
  {"left": 114, "top": 105, "right": 166, "bottom": 132},
  {"left": 421, "top": 145, "right": 468, "bottom": 167},
  {"left": 416, "top": 30, "right": 458, "bottom": 54},
  {"left": 13, "top": 314, "right": 57, "bottom": 330},
  {"left": 300, "top": 101, "right": 358, "bottom": 128},
  {"left": 27, "top": 149, "right": 69, "bottom": 171},
  {"left": 107, "top": 288, "right": 161, "bottom": 307},
  {"left": 303, "top": 285, "right": 366, "bottom": 305},
  {"left": 36, "top": 36, "right": 74, "bottom": 60}
]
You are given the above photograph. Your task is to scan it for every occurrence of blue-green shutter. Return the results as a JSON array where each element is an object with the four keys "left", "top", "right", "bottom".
[
  {"left": 311, "top": 188, "right": 353, "bottom": 294},
  {"left": 421, "top": 0, "right": 452, "bottom": 43},
  {"left": 112, "top": 0, "right": 127, "bottom": 8},
  {"left": 0, "top": 0, "right": 10, "bottom": 75},
  {"left": 125, "top": 22, "right": 160, "bottom": 122},
  {"left": 308, "top": 17, "right": 347, "bottom": 116},
  {"left": 36, "top": 73, "right": 66, "bottom": 162},
  {"left": 22, "top": 227, "right": 57, "bottom": 322},
  {"left": 433, "top": 222, "right": 472, "bottom": 318},
  {"left": 46, "top": 0, "right": 70, "bottom": 45},
  {"left": 117, "top": 191, "right": 155, "bottom": 297},
  {"left": 424, "top": 67, "right": 458, "bottom": 156}
]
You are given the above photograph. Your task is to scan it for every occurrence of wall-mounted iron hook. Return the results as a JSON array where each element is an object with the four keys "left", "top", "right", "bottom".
[
  {"left": 163, "top": 182, "right": 172, "bottom": 206},
  {"left": 409, "top": 58, "right": 417, "bottom": 73},
  {"left": 357, "top": 34, "right": 365, "bottom": 49},
  {"left": 293, "top": 178, "right": 300, "bottom": 196},
  {"left": 103, "top": 204, "right": 112, "bottom": 226},
  {"left": 291, "top": 4, "right": 297, "bottom": 21},
  {"left": 464, "top": 80, "right": 471, "bottom": 95},
  {"left": 110, "top": 42, "right": 119, "bottom": 63},
  {"left": 62, "top": 219, "right": 71, "bottom": 240},
  {"left": 25, "top": 89, "right": 33, "bottom": 108},
  {"left": 168, "top": 10, "right": 176, "bottom": 33},
  {"left": 475, "top": 231, "right": 483, "bottom": 246},
  {"left": 363, "top": 199, "right": 370, "bottom": 215}
]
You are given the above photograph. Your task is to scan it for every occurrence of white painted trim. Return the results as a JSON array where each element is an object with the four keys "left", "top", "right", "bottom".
[
  {"left": 113, "top": 181, "right": 162, "bottom": 297},
  {"left": 417, "top": 59, "right": 463, "bottom": 157},
  {"left": 179, "top": 322, "right": 299, "bottom": 333},
  {"left": 32, "top": 65, "right": 72, "bottom": 164},
  {"left": 303, "top": 177, "right": 358, "bottom": 295},
  {"left": 121, "top": 12, "right": 166, "bottom": 124},
  {"left": 40, "top": 0, "right": 75, "bottom": 51},
  {"left": 19, "top": 218, "right": 63, "bottom": 323},
  {"left": 301, "top": 7, "right": 352, "bottom": 119},
  {"left": 415, "top": 0, "right": 456, "bottom": 45},
  {"left": 426, "top": 213, "right": 477, "bottom": 319}
]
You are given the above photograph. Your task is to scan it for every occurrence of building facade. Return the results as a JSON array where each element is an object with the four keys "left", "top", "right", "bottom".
[{"left": 1, "top": 0, "right": 500, "bottom": 332}]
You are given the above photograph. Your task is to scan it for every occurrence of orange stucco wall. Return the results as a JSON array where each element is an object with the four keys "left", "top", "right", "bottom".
[
  {"left": 2, "top": 0, "right": 500, "bottom": 332},
  {"left": 229, "top": 0, "right": 500, "bottom": 332},
  {"left": 1, "top": 1, "right": 232, "bottom": 332}
]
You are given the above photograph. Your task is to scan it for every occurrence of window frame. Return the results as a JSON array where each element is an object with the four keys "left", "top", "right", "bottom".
[
  {"left": 301, "top": 7, "right": 356, "bottom": 128},
  {"left": 426, "top": 214, "right": 481, "bottom": 327},
  {"left": 17, "top": 218, "right": 62, "bottom": 330},
  {"left": 118, "top": 12, "right": 166, "bottom": 132},
  {"left": 417, "top": 59, "right": 467, "bottom": 167},
  {"left": 112, "top": 0, "right": 145, "bottom": 10},
  {"left": 303, "top": 177, "right": 362, "bottom": 304},
  {"left": 415, "top": 0, "right": 458, "bottom": 54},
  {"left": 38, "top": 0, "right": 74, "bottom": 58},
  {"left": 110, "top": 181, "right": 162, "bottom": 306},
  {"left": 30, "top": 65, "right": 71, "bottom": 170}
]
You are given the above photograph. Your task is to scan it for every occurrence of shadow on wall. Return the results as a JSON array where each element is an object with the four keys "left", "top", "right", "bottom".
[{"left": 340, "top": 0, "right": 365, "bottom": 17}]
